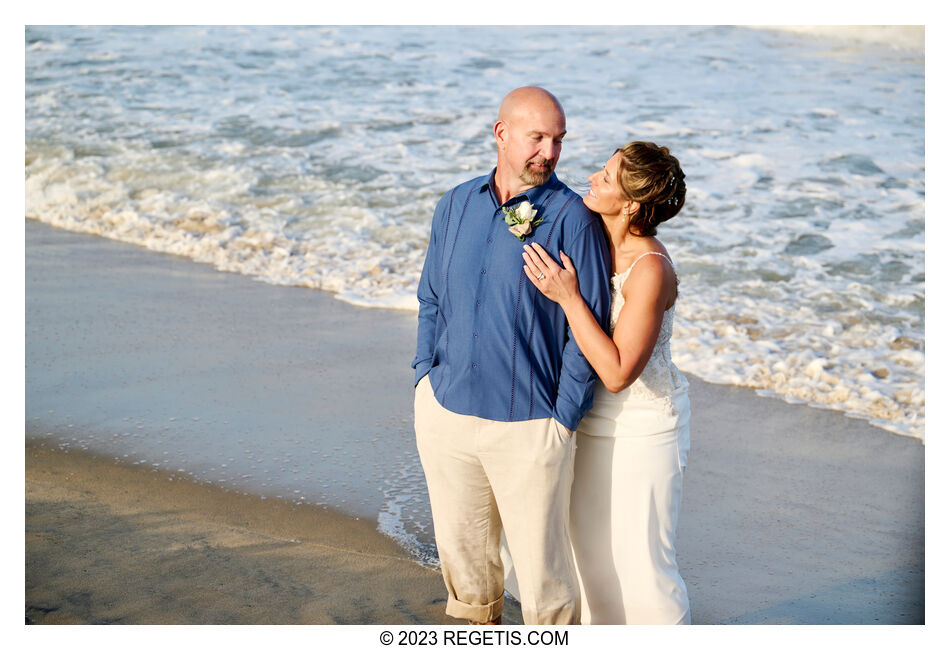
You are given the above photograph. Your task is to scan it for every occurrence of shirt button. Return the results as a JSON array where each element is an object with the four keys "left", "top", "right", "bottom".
[
  {"left": 473, "top": 332, "right": 478, "bottom": 338},
  {"left": 476, "top": 300, "right": 481, "bottom": 306},
  {"left": 487, "top": 236, "right": 493, "bottom": 243},
  {"left": 480, "top": 268, "right": 486, "bottom": 274},
  {"left": 472, "top": 363, "right": 478, "bottom": 369}
]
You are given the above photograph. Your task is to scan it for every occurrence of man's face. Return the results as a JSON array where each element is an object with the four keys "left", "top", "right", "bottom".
[{"left": 499, "top": 105, "right": 566, "bottom": 188}]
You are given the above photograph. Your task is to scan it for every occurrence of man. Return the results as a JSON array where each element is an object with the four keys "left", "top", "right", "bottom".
[{"left": 412, "top": 86, "right": 611, "bottom": 625}]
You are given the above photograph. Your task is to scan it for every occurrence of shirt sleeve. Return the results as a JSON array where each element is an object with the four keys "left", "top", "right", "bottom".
[
  {"left": 553, "top": 215, "right": 612, "bottom": 430},
  {"left": 411, "top": 193, "right": 448, "bottom": 386}
]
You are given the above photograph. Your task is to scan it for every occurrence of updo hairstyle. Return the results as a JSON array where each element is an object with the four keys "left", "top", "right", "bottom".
[{"left": 615, "top": 141, "right": 686, "bottom": 237}]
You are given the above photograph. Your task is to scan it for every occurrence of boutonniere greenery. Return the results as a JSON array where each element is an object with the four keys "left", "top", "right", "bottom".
[{"left": 502, "top": 201, "right": 544, "bottom": 241}]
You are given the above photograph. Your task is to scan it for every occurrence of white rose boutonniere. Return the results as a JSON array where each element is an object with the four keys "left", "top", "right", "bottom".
[{"left": 502, "top": 201, "right": 544, "bottom": 241}]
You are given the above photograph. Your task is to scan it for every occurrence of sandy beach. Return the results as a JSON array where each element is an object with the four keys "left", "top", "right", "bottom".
[
  {"left": 25, "top": 439, "right": 468, "bottom": 625},
  {"left": 25, "top": 220, "right": 924, "bottom": 625}
]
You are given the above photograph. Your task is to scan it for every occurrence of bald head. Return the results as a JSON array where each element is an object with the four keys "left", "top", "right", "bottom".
[
  {"left": 493, "top": 87, "right": 566, "bottom": 199},
  {"left": 497, "top": 86, "right": 564, "bottom": 124}
]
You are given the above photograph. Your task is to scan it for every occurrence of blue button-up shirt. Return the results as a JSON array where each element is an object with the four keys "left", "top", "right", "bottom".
[{"left": 412, "top": 170, "right": 612, "bottom": 431}]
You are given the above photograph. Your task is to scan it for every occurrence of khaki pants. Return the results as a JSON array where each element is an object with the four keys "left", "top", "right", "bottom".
[{"left": 414, "top": 375, "right": 578, "bottom": 624}]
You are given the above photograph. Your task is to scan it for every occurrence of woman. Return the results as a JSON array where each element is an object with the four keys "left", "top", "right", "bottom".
[{"left": 521, "top": 141, "right": 691, "bottom": 624}]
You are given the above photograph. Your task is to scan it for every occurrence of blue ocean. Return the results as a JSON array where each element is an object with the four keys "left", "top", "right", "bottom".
[{"left": 26, "top": 25, "right": 924, "bottom": 444}]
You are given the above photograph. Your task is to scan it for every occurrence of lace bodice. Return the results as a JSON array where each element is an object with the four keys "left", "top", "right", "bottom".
[{"left": 605, "top": 252, "right": 688, "bottom": 403}]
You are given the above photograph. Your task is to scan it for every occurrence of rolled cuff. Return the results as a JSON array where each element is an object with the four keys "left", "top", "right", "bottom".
[
  {"left": 553, "top": 396, "right": 588, "bottom": 432},
  {"left": 411, "top": 359, "right": 432, "bottom": 387},
  {"left": 445, "top": 591, "right": 505, "bottom": 624}
]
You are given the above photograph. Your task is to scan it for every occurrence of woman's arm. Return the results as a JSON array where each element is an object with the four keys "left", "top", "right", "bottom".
[
  {"left": 522, "top": 243, "right": 673, "bottom": 393},
  {"left": 548, "top": 221, "right": 613, "bottom": 432}
]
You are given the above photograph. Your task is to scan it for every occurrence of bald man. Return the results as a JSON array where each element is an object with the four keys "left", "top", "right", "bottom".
[{"left": 412, "top": 87, "right": 611, "bottom": 624}]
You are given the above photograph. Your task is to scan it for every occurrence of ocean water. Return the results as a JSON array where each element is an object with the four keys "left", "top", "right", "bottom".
[{"left": 26, "top": 26, "right": 924, "bottom": 447}]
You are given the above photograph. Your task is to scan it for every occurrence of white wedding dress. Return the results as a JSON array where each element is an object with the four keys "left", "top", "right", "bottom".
[{"left": 502, "top": 251, "right": 691, "bottom": 624}]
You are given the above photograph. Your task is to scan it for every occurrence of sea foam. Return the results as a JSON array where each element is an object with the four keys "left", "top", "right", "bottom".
[{"left": 26, "top": 25, "right": 924, "bottom": 439}]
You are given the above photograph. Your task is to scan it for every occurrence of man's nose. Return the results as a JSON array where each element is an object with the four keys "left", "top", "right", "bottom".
[{"left": 540, "top": 139, "right": 557, "bottom": 160}]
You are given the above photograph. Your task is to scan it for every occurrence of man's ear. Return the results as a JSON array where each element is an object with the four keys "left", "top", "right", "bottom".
[{"left": 493, "top": 120, "right": 507, "bottom": 149}]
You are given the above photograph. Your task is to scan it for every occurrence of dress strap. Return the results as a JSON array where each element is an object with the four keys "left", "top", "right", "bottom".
[
  {"left": 617, "top": 251, "right": 679, "bottom": 309},
  {"left": 626, "top": 251, "right": 674, "bottom": 275}
]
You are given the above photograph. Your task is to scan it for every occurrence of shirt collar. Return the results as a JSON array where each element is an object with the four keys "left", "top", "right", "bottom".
[{"left": 481, "top": 168, "right": 559, "bottom": 208}]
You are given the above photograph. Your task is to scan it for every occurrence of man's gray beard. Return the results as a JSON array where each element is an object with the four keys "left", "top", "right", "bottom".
[{"left": 520, "top": 162, "right": 553, "bottom": 187}]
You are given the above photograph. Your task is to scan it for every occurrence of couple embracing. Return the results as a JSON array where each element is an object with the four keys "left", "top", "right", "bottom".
[{"left": 412, "top": 86, "right": 690, "bottom": 625}]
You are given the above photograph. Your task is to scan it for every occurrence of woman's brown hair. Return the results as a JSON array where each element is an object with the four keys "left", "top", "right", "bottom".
[{"left": 615, "top": 141, "right": 686, "bottom": 238}]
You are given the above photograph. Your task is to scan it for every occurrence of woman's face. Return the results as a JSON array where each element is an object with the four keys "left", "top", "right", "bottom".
[{"left": 583, "top": 152, "right": 631, "bottom": 218}]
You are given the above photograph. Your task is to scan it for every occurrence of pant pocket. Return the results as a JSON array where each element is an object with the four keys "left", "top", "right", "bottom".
[{"left": 551, "top": 418, "right": 572, "bottom": 446}]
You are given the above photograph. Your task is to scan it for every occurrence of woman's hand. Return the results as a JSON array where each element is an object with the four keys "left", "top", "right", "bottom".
[{"left": 522, "top": 242, "right": 581, "bottom": 306}]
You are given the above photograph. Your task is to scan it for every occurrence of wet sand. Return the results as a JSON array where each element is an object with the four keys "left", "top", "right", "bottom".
[
  {"left": 26, "top": 439, "right": 449, "bottom": 624},
  {"left": 25, "top": 220, "right": 924, "bottom": 625},
  {"left": 27, "top": 439, "right": 530, "bottom": 624}
]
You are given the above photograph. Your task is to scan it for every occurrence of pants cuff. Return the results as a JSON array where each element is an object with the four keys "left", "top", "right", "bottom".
[{"left": 445, "top": 592, "right": 505, "bottom": 623}]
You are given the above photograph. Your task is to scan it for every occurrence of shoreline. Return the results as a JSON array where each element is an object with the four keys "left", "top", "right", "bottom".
[
  {"left": 25, "top": 213, "right": 923, "bottom": 444},
  {"left": 26, "top": 220, "right": 924, "bottom": 624}
]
